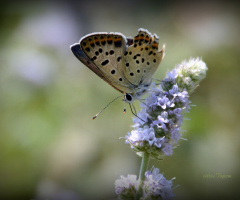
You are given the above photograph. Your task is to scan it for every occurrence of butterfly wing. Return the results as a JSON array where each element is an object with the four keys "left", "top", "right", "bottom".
[
  {"left": 123, "top": 29, "right": 164, "bottom": 86},
  {"left": 71, "top": 29, "right": 164, "bottom": 100},
  {"left": 71, "top": 44, "right": 106, "bottom": 80},
  {"left": 77, "top": 32, "right": 135, "bottom": 94}
]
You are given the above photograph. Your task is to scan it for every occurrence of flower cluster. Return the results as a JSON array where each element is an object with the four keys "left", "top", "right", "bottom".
[
  {"left": 143, "top": 168, "right": 175, "bottom": 200},
  {"left": 116, "top": 57, "right": 207, "bottom": 200},
  {"left": 125, "top": 58, "right": 208, "bottom": 159},
  {"left": 115, "top": 175, "right": 138, "bottom": 199},
  {"left": 115, "top": 167, "right": 174, "bottom": 200},
  {"left": 175, "top": 57, "right": 208, "bottom": 93}
]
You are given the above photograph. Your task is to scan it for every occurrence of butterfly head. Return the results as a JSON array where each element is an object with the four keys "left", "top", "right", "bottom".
[
  {"left": 124, "top": 93, "right": 134, "bottom": 103},
  {"left": 124, "top": 81, "right": 151, "bottom": 103}
]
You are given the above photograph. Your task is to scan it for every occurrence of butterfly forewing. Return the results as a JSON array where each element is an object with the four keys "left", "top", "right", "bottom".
[
  {"left": 71, "top": 44, "right": 106, "bottom": 81},
  {"left": 80, "top": 33, "right": 134, "bottom": 94}
]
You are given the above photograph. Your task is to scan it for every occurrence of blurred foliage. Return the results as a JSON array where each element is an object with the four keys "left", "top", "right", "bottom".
[{"left": 0, "top": 0, "right": 240, "bottom": 199}]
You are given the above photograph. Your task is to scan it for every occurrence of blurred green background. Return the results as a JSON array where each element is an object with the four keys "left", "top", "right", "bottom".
[{"left": 0, "top": 0, "right": 240, "bottom": 199}]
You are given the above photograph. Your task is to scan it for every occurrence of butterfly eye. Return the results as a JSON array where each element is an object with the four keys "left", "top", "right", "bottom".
[{"left": 125, "top": 93, "right": 133, "bottom": 103}]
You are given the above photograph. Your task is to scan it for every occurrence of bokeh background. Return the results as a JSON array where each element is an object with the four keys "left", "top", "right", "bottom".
[{"left": 0, "top": 0, "right": 239, "bottom": 199}]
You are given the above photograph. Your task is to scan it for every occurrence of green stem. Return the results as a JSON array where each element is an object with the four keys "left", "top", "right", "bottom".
[{"left": 135, "top": 152, "right": 150, "bottom": 200}]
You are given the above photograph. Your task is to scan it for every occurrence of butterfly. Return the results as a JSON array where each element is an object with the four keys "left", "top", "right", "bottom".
[{"left": 70, "top": 28, "right": 164, "bottom": 118}]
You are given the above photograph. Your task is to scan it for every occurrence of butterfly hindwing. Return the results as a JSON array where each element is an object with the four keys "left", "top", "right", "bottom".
[
  {"left": 79, "top": 32, "right": 135, "bottom": 94},
  {"left": 124, "top": 29, "right": 164, "bottom": 86}
]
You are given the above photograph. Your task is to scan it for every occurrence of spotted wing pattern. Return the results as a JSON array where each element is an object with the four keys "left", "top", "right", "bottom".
[
  {"left": 123, "top": 29, "right": 164, "bottom": 86},
  {"left": 71, "top": 29, "right": 164, "bottom": 98},
  {"left": 79, "top": 32, "right": 134, "bottom": 94}
]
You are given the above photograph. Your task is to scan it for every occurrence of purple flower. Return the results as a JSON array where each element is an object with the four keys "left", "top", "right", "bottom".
[
  {"left": 162, "top": 144, "right": 173, "bottom": 156},
  {"left": 144, "top": 167, "right": 175, "bottom": 200},
  {"left": 142, "top": 127, "right": 156, "bottom": 146},
  {"left": 126, "top": 57, "right": 207, "bottom": 158},
  {"left": 171, "top": 128, "right": 181, "bottom": 144},
  {"left": 167, "top": 68, "right": 178, "bottom": 81},
  {"left": 169, "top": 84, "right": 181, "bottom": 97},
  {"left": 127, "top": 129, "right": 143, "bottom": 144},
  {"left": 153, "top": 111, "right": 169, "bottom": 131},
  {"left": 115, "top": 168, "right": 175, "bottom": 200},
  {"left": 173, "top": 108, "right": 182, "bottom": 116},
  {"left": 154, "top": 137, "right": 165, "bottom": 148},
  {"left": 157, "top": 96, "right": 170, "bottom": 109},
  {"left": 145, "top": 93, "right": 158, "bottom": 108},
  {"left": 132, "top": 109, "right": 148, "bottom": 128},
  {"left": 172, "top": 108, "right": 183, "bottom": 123},
  {"left": 115, "top": 175, "right": 138, "bottom": 199},
  {"left": 126, "top": 126, "right": 157, "bottom": 149},
  {"left": 178, "top": 90, "right": 189, "bottom": 102}
]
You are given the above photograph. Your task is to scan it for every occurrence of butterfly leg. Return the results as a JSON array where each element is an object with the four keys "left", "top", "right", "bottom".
[
  {"left": 129, "top": 104, "right": 145, "bottom": 123},
  {"left": 123, "top": 100, "right": 126, "bottom": 113}
]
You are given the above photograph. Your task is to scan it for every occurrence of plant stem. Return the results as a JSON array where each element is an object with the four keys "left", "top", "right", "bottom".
[{"left": 135, "top": 152, "right": 150, "bottom": 200}]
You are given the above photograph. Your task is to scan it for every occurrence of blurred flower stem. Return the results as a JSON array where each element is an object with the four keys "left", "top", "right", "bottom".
[{"left": 135, "top": 152, "right": 150, "bottom": 200}]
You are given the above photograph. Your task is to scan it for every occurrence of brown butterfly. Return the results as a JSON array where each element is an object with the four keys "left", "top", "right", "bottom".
[{"left": 71, "top": 28, "right": 164, "bottom": 118}]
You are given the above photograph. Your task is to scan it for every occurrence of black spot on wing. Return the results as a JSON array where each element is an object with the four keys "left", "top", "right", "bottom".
[
  {"left": 117, "top": 56, "right": 122, "bottom": 62},
  {"left": 114, "top": 40, "right": 122, "bottom": 47},
  {"left": 107, "top": 36, "right": 113, "bottom": 44},
  {"left": 101, "top": 60, "right": 109, "bottom": 66}
]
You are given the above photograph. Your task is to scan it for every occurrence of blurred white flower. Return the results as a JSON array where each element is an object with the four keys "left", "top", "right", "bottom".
[
  {"left": 14, "top": 7, "right": 80, "bottom": 48},
  {"left": 8, "top": 48, "right": 56, "bottom": 86}
]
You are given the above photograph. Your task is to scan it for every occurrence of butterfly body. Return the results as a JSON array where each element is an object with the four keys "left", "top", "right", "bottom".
[{"left": 71, "top": 28, "right": 164, "bottom": 103}]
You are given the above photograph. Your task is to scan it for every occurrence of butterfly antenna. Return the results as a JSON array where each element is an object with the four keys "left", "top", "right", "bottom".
[
  {"left": 152, "top": 78, "right": 162, "bottom": 83},
  {"left": 129, "top": 103, "right": 145, "bottom": 123},
  {"left": 138, "top": 98, "right": 147, "bottom": 107},
  {"left": 132, "top": 103, "right": 137, "bottom": 115},
  {"left": 92, "top": 95, "right": 122, "bottom": 120}
]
